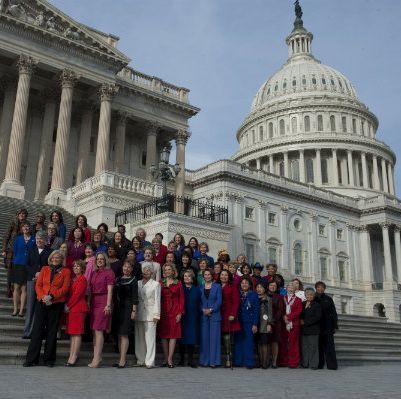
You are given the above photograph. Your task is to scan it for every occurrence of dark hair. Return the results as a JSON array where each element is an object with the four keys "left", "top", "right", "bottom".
[
  {"left": 174, "top": 233, "right": 185, "bottom": 246},
  {"left": 315, "top": 281, "right": 326, "bottom": 289},
  {"left": 292, "top": 278, "right": 304, "bottom": 290},
  {"left": 75, "top": 214, "right": 88, "bottom": 228},
  {"left": 199, "top": 242, "right": 209, "bottom": 252},
  {"left": 97, "top": 223, "right": 109, "bottom": 233},
  {"left": 188, "top": 236, "right": 199, "bottom": 247},
  {"left": 268, "top": 280, "right": 278, "bottom": 293},
  {"left": 85, "top": 243, "right": 97, "bottom": 252},
  {"left": 240, "top": 263, "right": 252, "bottom": 275},
  {"left": 92, "top": 230, "right": 102, "bottom": 239},
  {"left": 166, "top": 251, "right": 177, "bottom": 263},
  {"left": 155, "top": 232, "right": 163, "bottom": 240},
  {"left": 255, "top": 281, "right": 267, "bottom": 291},
  {"left": 17, "top": 208, "right": 28, "bottom": 217},
  {"left": 132, "top": 235, "right": 143, "bottom": 248},
  {"left": 108, "top": 243, "right": 119, "bottom": 252},
  {"left": 50, "top": 210, "right": 63, "bottom": 223},
  {"left": 181, "top": 251, "right": 192, "bottom": 261},
  {"left": 240, "top": 275, "right": 253, "bottom": 289},
  {"left": 219, "top": 269, "right": 233, "bottom": 284},
  {"left": 266, "top": 263, "right": 278, "bottom": 271},
  {"left": 71, "top": 227, "right": 84, "bottom": 239}
]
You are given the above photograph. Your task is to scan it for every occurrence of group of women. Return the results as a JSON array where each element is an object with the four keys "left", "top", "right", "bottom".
[{"left": 2, "top": 208, "right": 338, "bottom": 370}]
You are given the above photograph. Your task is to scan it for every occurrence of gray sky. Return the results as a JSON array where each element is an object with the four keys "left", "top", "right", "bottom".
[{"left": 52, "top": 0, "right": 401, "bottom": 193}]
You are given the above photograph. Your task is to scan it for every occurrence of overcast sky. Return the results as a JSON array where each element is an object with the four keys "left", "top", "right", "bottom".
[{"left": 52, "top": 0, "right": 401, "bottom": 192}]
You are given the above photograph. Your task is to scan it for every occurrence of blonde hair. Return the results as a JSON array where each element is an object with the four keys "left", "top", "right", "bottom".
[
  {"left": 48, "top": 250, "right": 65, "bottom": 265},
  {"left": 162, "top": 263, "right": 178, "bottom": 278},
  {"left": 94, "top": 251, "right": 110, "bottom": 270}
]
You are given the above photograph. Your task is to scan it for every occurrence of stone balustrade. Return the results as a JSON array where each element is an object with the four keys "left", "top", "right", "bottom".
[{"left": 117, "top": 66, "right": 189, "bottom": 103}]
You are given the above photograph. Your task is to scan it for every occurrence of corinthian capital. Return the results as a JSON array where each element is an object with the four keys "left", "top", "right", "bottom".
[
  {"left": 17, "top": 55, "right": 37, "bottom": 75},
  {"left": 59, "top": 69, "right": 78, "bottom": 88},
  {"left": 98, "top": 83, "right": 119, "bottom": 101},
  {"left": 117, "top": 111, "right": 129, "bottom": 126},
  {"left": 144, "top": 120, "right": 161, "bottom": 136},
  {"left": 175, "top": 129, "right": 191, "bottom": 145}
]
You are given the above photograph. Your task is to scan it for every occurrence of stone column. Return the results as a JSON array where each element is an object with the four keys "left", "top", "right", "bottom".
[
  {"left": 76, "top": 102, "right": 94, "bottom": 184},
  {"left": 361, "top": 152, "right": 368, "bottom": 188},
  {"left": 381, "top": 158, "right": 389, "bottom": 192},
  {"left": 114, "top": 111, "right": 128, "bottom": 175},
  {"left": 381, "top": 223, "right": 393, "bottom": 285},
  {"left": 359, "top": 225, "right": 373, "bottom": 286},
  {"left": 269, "top": 154, "right": 274, "bottom": 174},
  {"left": 394, "top": 226, "right": 401, "bottom": 283},
  {"left": 283, "top": 151, "right": 289, "bottom": 178},
  {"left": 46, "top": 70, "right": 77, "bottom": 202},
  {"left": 387, "top": 162, "right": 395, "bottom": 195},
  {"left": 34, "top": 89, "right": 58, "bottom": 201},
  {"left": 347, "top": 150, "right": 354, "bottom": 186},
  {"left": 332, "top": 149, "right": 338, "bottom": 186},
  {"left": 329, "top": 218, "right": 338, "bottom": 282},
  {"left": 175, "top": 129, "right": 190, "bottom": 203},
  {"left": 0, "top": 55, "right": 36, "bottom": 198},
  {"left": 340, "top": 157, "right": 348, "bottom": 185},
  {"left": 0, "top": 78, "right": 17, "bottom": 183},
  {"left": 145, "top": 121, "right": 160, "bottom": 180},
  {"left": 299, "top": 149, "right": 305, "bottom": 183},
  {"left": 256, "top": 158, "right": 261, "bottom": 170},
  {"left": 315, "top": 149, "right": 322, "bottom": 185},
  {"left": 94, "top": 83, "right": 119, "bottom": 175},
  {"left": 280, "top": 205, "right": 289, "bottom": 271},
  {"left": 309, "top": 213, "right": 319, "bottom": 281},
  {"left": 372, "top": 155, "right": 380, "bottom": 190}
]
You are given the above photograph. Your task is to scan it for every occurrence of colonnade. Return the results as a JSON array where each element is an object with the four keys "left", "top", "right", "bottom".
[
  {"left": 0, "top": 54, "right": 189, "bottom": 202},
  {"left": 249, "top": 148, "right": 395, "bottom": 195}
]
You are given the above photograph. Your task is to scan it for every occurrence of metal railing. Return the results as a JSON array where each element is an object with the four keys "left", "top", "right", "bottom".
[{"left": 115, "top": 194, "right": 229, "bottom": 226}]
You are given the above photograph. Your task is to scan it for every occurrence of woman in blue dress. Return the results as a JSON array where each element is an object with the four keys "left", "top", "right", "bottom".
[
  {"left": 234, "top": 276, "right": 259, "bottom": 368},
  {"left": 179, "top": 269, "right": 201, "bottom": 367},
  {"left": 199, "top": 269, "right": 222, "bottom": 368}
]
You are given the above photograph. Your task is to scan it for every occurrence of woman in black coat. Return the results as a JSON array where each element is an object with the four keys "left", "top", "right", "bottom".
[
  {"left": 300, "top": 288, "right": 322, "bottom": 369},
  {"left": 113, "top": 261, "right": 138, "bottom": 368}
]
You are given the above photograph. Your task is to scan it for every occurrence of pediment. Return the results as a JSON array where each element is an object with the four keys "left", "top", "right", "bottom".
[{"left": 0, "top": 0, "right": 130, "bottom": 67}]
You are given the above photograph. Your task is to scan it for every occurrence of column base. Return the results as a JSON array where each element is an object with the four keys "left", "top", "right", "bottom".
[
  {"left": 0, "top": 180, "right": 25, "bottom": 199},
  {"left": 44, "top": 189, "right": 66, "bottom": 206}
]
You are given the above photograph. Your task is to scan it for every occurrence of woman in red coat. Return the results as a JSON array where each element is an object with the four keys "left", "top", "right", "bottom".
[
  {"left": 281, "top": 281, "right": 303, "bottom": 368},
  {"left": 65, "top": 260, "right": 89, "bottom": 366},
  {"left": 219, "top": 269, "right": 240, "bottom": 368},
  {"left": 158, "top": 263, "right": 184, "bottom": 367}
]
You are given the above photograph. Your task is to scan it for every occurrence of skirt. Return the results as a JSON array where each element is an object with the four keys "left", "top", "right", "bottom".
[
  {"left": 66, "top": 312, "right": 87, "bottom": 335},
  {"left": 9, "top": 264, "right": 27, "bottom": 285},
  {"left": 257, "top": 332, "right": 272, "bottom": 345},
  {"left": 114, "top": 304, "right": 134, "bottom": 336}
]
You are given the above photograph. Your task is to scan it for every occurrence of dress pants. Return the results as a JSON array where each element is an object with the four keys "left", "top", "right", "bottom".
[
  {"left": 135, "top": 321, "right": 157, "bottom": 367},
  {"left": 287, "top": 325, "right": 300, "bottom": 368},
  {"left": 301, "top": 334, "right": 319, "bottom": 368},
  {"left": 23, "top": 280, "right": 36, "bottom": 337},
  {"left": 25, "top": 302, "right": 64, "bottom": 364},
  {"left": 199, "top": 318, "right": 221, "bottom": 367},
  {"left": 318, "top": 333, "right": 338, "bottom": 370},
  {"left": 234, "top": 322, "right": 255, "bottom": 368}
]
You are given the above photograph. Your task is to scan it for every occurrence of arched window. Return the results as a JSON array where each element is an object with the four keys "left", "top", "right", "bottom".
[
  {"left": 342, "top": 116, "right": 347, "bottom": 132},
  {"left": 304, "top": 116, "right": 311, "bottom": 132},
  {"left": 291, "top": 117, "right": 297, "bottom": 134},
  {"left": 330, "top": 115, "right": 336, "bottom": 132},
  {"left": 294, "top": 243, "right": 303, "bottom": 274},
  {"left": 306, "top": 158, "right": 314, "bottom": 183},
  {"left": 321, "top": 158, "right": 328, "bottom": 184},
  {"left": 268, "top": 122, "right": 273, "bottom": 138},
  {"left": 259, "top": 126, "right": 264, "bottom": 141},
  {"left": 317, "top": 115, "right": 323, "bottom": 131},
  {"left": 291, "top": 160, "right": 300, "bottom": 181},
  {"left": 279, "top": 119, "right": 285, "bottom": 136}
]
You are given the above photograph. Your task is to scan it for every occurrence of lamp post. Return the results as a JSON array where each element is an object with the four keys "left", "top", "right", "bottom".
[{"left": 150, "top": 146, "right": 181, "bottom": 210}]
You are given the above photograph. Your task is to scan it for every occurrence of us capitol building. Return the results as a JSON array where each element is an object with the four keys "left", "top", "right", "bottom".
[{"left": 0, "top": 0, "right": 400, "bottom": 321}]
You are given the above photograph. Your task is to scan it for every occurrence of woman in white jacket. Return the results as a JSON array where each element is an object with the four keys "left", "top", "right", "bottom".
[{"left": 135, "top": 263, "right": 161, "bottom": 368}]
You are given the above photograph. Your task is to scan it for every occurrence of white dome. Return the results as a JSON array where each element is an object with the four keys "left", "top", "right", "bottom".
[{"left": 251, "top": 56, "right": 358, "bottom": 111}]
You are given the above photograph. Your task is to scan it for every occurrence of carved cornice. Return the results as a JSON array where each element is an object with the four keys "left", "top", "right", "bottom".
[
  {"left": 98, "top": 83, "right": 119, "bottom": 102},
  {"left": 175, "top": 129, "right": 191, "bottom": 145}
]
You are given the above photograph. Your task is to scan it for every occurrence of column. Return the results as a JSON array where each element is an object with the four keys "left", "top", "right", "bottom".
[
  {"left": 329, "top": 218, "right": 338, "bottom": 282},
  {"left": 145, "top": 121, "right": 160, "bottom": 180},
  {"left": 381, "top": 223, "right": 393, "bottom": 285},
  {"left": 299, "top": 149, "right": 305, "bottom": 183},
  {"left": 46, "top": 70, "right": 77, "bottom": 202},
  {"left": 332, "top": 149, "right": 338, "bottom": 186},
  {"left": 387, "top": 162, "right": 395, "bottom": 195},
  {"left": 94, "top": 83, "right": 119, "bottom": 175},
  {"left": 175, "top": 129, "right": 190, "bottom": 213},
  {"left": 340, "top": 157, "right": 348, "bottom": 185},
  {"left": 256, "top": 158, "right": 261, "bottom": 170},
  {"left": 75, "top": 102, "right": 94, "bottom": 184},
  {"left": 315, "top": 149, "right": 322, "bottom": 185},
  {"left": 347, "top": 150, "right": 354, "bottom": 186},
  {"left": 359, "top": 225, "right": 373, "bottom": 286},
  {"left": 114, "top": 111, "right": 128, "bottom": 175},
  {"left": 372, "top": 155, "right": 380, "bottom": 190},
  {"left": 34, "top": 90, "right": 58, "bottom": 201},
  {"left": 0, "top": 78, "right": 17, "bottom": 183},
  {"left": 280, "top": 205, "right": 289, "bottom": 271},
  {"left": 361, "top": 152, "right": 368, "bottom": 188},
  {"left": 283, "top": 151, "right": 289, "bottom": 178},
  {"left": 269, "top": 154, "right": 274, "bottom": 174},
  {"left": 0, "top": 55, "right": 36, "bottom": 198},
  {"left": 381, "top": 158, "right": 389, "bottom": 192},
  {"left": 394, "top": 226, "right": 401, "bottom": 283},
  {"left": 309, "top": 213, "right": 319, "bottom": 280}
]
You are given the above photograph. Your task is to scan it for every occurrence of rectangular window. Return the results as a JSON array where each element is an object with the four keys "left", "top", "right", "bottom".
[
  {"left": 306, "top": 159, "right": 314, "bottom": 183},
  {"left": 336, "top": 229, "right": 343, "bottom": 240},
  {"left": 268, "top": 212, "right": 276, "bottom": 225},
  {"left": 317, "top": 115, "right": 323, "bottom": 131},
  {"left": 319, "top": 224, "right": 326, "bottom": 236},
  {"left": 245, "top": 243, "right": 255, "bottom": 264},
  {"left": 339, "top": 260, "right": 346, "bottom": 282},
  {"left": 141, "top": 151, "right": 147, "bottom": 167},
  {"left": 320, "top": 257, "right": 328, "bottom": 279},
  {"left": 245, "top": 206, "right": 254, "bottom": 220},
  {"left": 268, "top": 247, "right": 277, "bottom": 264},
  {"left": 342, "top": 116, "right": 347, "bottom": 132},
  {"left": 321, "top": 159, "right": 328, "bottom": 184},
  {"left": 352, "top": 118, "right": 357, "bottom": 133}
]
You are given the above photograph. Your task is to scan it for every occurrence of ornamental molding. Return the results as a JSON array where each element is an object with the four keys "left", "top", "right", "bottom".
[
  {"left": 98, "top": 83, "right": 119, "bottom": 101},
  {"left": 0, "top": 0, "right": 129, "bottom": 68},
  {"left": 59, "top": 68, "right": 78, "bottom": 88},
  {"left": 16, "top": 54, "right": 37, "bottom": 74}
]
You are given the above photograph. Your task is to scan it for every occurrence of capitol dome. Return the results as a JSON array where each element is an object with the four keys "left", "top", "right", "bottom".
[{"left": 233, "top": 6, "right": 396, "bottom": 198}]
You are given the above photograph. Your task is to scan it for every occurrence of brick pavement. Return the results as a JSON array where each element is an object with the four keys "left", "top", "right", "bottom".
[{"left": 0, "top": 364, "right": 400, "bottom": 399}]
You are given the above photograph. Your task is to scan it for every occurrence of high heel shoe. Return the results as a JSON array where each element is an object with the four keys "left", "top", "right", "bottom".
[
  {"left": 167, "top": 363, "right": 174, "bottom": 368},
  {"left": 65, "top": 357, "right": 79, "bottom": 367},
  {"left": 88, "top": 360, "right": 102, "bottom": 368}
]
